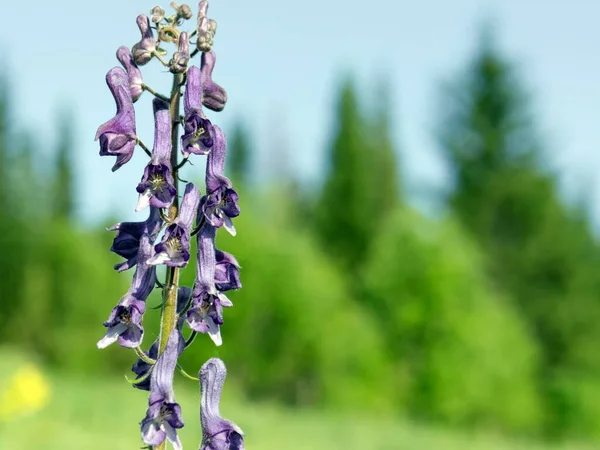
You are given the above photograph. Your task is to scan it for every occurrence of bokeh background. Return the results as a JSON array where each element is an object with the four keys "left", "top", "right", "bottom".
[{"left": 1, "top": 1, "right": 600, "bottom": 449}]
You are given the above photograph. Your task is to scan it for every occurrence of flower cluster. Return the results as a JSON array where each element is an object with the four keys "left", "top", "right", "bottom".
[{"left": 94, "top": 2, "right": 244, "bottom": 448}]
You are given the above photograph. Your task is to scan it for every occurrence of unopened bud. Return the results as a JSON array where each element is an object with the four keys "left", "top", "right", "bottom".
[{"left": 151, "top": 6, "right": 166, "bottom": 23}]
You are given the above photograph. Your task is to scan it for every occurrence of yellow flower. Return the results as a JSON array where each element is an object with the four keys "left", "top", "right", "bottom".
[{"left": 0, "top": 363, "right": 51, "bottom": 421}]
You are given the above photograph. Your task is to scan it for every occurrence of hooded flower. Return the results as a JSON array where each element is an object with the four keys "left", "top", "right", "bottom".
[
  {"left": 199, "top": 358, "right": 245, "bottom": 450},
  {"left": 116, "top": 46, "right": 144, "bottom": 102},
  {"left": 132, "top": 14, "right": 157, "bottom": 65},
  {"left": 170, "top": 32, "right": 190, "bottom": 74},
  {"left": 132, "top": 287, "right": 191, "bottom": 391},
  {"left": 181, "top": 65, "right": 214, "bottom": 157},
  {"left": 141, "top": 329, "right": 184, "bottom": 450},
  {"left": 95, "top": 67, "right": 137, "bottom": 172},
  {"left": 214, "top": 250, "right": 241, "bottom": 292},
  {"left": 97, "top": 235, "right": 157, "bottom": 349},
  {"left": 186, "top": 224, "right": 232, "bottom": 346},
  {"left": 148, "top": 183, "right": 200, "bottom": 267},
  {"left": 136, "top": 99, "right": 177, "bottom": 211},
  {"left": 109, "top": 207, "right": 163, "bottom": 272},
  {"left": 200, "top": 126, "right": 240, "bottom": 236},
  {"left": 200, "top": 51, "right": 227, "bottom": 112},
  {"left": 196, "top": 0, "right": 217, "bottom": 52}
]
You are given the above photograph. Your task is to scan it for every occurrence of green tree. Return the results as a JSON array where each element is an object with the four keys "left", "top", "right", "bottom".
[
  {"left": 52, "top": 109, "right": 75, "bottom": 221},
  {"left": 438, "top": 33, "right": 600, "bottom": 437},
  {"left": 227, "top": 119, "right": 251, "bottom": 185},
  {"left": 315, "top": 78, "right": 400, "bottom": 273}
]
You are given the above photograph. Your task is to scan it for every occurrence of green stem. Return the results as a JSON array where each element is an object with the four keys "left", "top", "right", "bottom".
[{"left": 157, "top": 73, "right": 183, "bottom": 357}]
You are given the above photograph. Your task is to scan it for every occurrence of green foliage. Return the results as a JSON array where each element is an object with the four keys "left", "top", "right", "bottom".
[
  {"left": 438, "top": 34, "right": 600, "bottom": 437},
  {"left": 362, "top": 208, "right": 542, "bottom": 433},
  {"left": 226, "top": 119, "right": 251, "bottom": 185},
  {"left": 52, "top": 109, "right": 76, "bottom": 221},
  {"left": 178, "top": 195, "right": 396, "bottom": 412},
  {"left": 314, "top": 78, "right": 399, "bottom": 273}
]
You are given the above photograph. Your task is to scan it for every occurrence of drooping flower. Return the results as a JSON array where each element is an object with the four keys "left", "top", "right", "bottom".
[
  {"left": 186, "top": 224, "right": 232, "bottom": 346},
  {"left": 170, "top": 32, "right": 190, "bottom": 74},
  {"left": 109, "top": 207, "right": 163, "bottom": 272},
  {"left": 136, "top": 99, "right": 177, "bottom": 212},
  {"left": 200, "top": 126, "right": 240, "bottom": 236},
  {"left": 97, "top": 235, "right": 157, "bottom": 349},
  {"left": 181, "top": 65, "right": 214, "bottom": 156},
  {"left": 200, "top": 51, "right": 227, "bottom": 112},
  {"left": 214, "top": 250, "right": 241, "bottom": 292},
  {"left": 199, "top": 358, "right": 245, "bottom": 450},
  {"left": 141, "top": 329, "right": 184, "bottom": 450},
  {"left": 149, "top": 183, "right": 200, "bottom": 267},
  {"left": 132, "top": 14, "right": 157, "bottom": 65},
  {"left": 132, "top": 287, "right": 191, "bottom": 391},
  {"left": 196, "top": 0, "right": 217, "bottom": 52},
  {"left": 116, "top": 46, "right": 144, "bottom": 102},
  {"left": 95, "top": 67, "right": 137, "bottom": 172}
]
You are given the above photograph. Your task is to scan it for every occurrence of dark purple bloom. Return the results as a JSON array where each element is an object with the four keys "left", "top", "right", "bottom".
[
  {"left": 196, "top": 0, "right": 217, "bottom": 52},
  {"left": 136, "top": 99, "right": 177, "bottom": 211},
  {"left": 132, "top": 14, "right": 156, "bottom": 65},
  {"left": 201, "top": 126, "right": 240, "bottom": 236},
  {"left": 170, "top": 32, "right": 190, "bottom": 74},
  {"left": 199, "top": 358, "right": 245, "bottom": 450},
  {"left": 95, "top": 67, "right": 137, "bottom": 172},
  {"left": 97, "top": 235, "right": 157, "bottom": 349},
  {"left": 141, "top": 329, "right": 184, "bottom": 450},
  {"left": 109, "top": 207, "right": 163, "bottom": 272},
  {"left": 214, "top": 250, "right": 241, "bottom": 292},
  {"left": 186, "top": 224, "right": 232, "bottom": 346},
  {"left": 132, "top": 287, "right": 191, "bottom": 391},
  {"left": 116, "top": 46, "right": 144, "bottom": 102},
  {"left": 149, "top": 183, "right": 200, "bottom": 267},
  {"left": 181, "top": 65, "right": 214, "bottom": 157},
  {"left": 200, "top": 51, "right": 227, "bottom": 112}
]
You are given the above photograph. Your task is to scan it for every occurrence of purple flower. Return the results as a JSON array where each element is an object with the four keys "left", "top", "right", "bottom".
[
  {"left": 149, "top": 183, "right": 200, "bottom": 267},
  {"left": 181, "top": 65, "right": 214, "bottom": 157},
  {"left": 141, "top": 329, "right": 184, "bottom": 450},
  {"left": 132, "top": 287, "right": 191, "bottom": 391},
  {"left": 200, "top": 51, "right": 227, "bottom": 112},
  {"left": 97, "top": 235, "right": 157, "bottom": 349},
  {"left": 95, "top": 67, "right": 137, "bottom": 172},
  {"left": 201, "top": 126, "right": 240, "bottom": 236},
  {"left": 116, "top": 46, "right": 144, "bottom": 102},
  {"left": 109, "top": 207, "right": 163, "bottom": 272},
  {"left": 132, "top": 14, "right": 156, "bottom": 65},
  {"left": 199, "top": 358, "right": 245, "bottom": 450},
  {"left": 215, "top": 250, "right": 241, "bottom": 292},
  {"left": 196, "top": 0, "right": 217, "bottom": 52},
  {"left": 136, "top": 99, "right": 177, "bottom": 211},
  {"left": 170, "top": 32, "right": 190, "bottom": 74},
  {"left": 186, "top": 224, "right": 232, "bottom": 346}
]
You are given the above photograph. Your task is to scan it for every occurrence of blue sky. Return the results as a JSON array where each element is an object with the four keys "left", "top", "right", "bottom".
[{"left": 2, "top": 0, "right": 600, "bottom": 225}]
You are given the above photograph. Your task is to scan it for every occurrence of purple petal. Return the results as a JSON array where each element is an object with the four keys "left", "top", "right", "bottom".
[
  {"left": 116, "top": 46, "right": 144, "bottom": 102},
  {"left": 200, "top": 51, "right": 227, "bottom": 112}
]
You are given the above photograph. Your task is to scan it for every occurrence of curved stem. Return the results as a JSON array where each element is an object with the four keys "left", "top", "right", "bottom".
[
  {"left": 141, "top": 84, "right": 170, "bottom": 102},
  {"left": 134, "top": 347, "right": 156, "bottom": 365},
  {"left": 135, "top": 137, "right": 152, "bottom": 157}
]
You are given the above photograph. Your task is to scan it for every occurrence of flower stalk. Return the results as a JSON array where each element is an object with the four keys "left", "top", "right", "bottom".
[{"left": 95, "top": 2, "right": 245, "bottom": 448}]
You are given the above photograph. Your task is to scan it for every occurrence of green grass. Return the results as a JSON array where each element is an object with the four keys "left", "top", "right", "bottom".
[{"left": 0, "top": 366, "right": 596, "bottom": 450}]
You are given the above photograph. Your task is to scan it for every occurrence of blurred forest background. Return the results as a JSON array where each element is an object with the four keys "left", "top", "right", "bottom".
[{"left": 1, "top": 32, "right": 600, "bottom": 449}]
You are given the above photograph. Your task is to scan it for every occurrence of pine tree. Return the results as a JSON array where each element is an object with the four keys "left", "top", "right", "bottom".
[
  {"left": 227, "top": 119, "right": 251, "bottom": 185},
  {"left": 53, "top": 109, "right": 75, "bottom": 221},
  {"left": 315, "top": 78, "right": 400, "bottom": 273},
  {"left": 438, "top": 33, "right": 600, "bottom": 436}
]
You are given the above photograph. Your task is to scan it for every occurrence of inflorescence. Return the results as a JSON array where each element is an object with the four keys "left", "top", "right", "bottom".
[{"left": 94, "top": 2, "right": 244, "bottom": 449}]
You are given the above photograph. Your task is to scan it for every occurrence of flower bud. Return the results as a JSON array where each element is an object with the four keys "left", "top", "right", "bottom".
[{"left": 151, "top": 5, "right": 166, "bottom": 23}]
